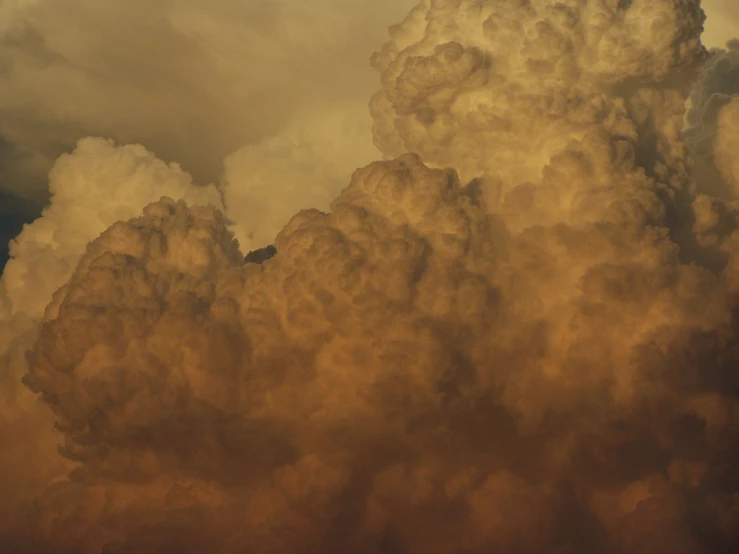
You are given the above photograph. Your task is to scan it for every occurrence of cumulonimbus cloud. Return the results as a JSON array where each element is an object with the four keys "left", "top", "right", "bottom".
[{"left": 1, "top": 1, "right": 739, "bottom": 553}]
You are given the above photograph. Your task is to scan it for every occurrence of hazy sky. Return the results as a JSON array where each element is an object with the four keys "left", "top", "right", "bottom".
[
  {"left": 702, "top": 0, "right": 739, "bottom": 47},
  {"left": 0, "top": 0, "right": 416, "bottom": 266},
  {"left": 2, "top": 2, "right": 739, "bottom": 553}
]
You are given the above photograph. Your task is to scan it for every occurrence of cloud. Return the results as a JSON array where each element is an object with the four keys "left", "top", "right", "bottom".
[
  {"left": 370, "top": 0, "right": 707, "bottom": 190},
  {"left": 222, "top": 99, "right": 381, "bottom": 252},
  {"left": 686, "top": 40, "right": 739, "bottom": 198},
  {"left": 2, "top": 0, "right": 739, "bottom": 553},
  {"left": 0, "top": 0, "right": 37, "bottom": 35},
  {"left": 0, "top": 0, "right": 415, "bottom": 200},
  {"left": 0, "top": 137, "right": 221, "bottom": 540},
  {"left": 6, "top": 151, "right": 738, "bottom": 552},
  {"left": 1, "top": 136, "right": 222, "bottom": 320}
]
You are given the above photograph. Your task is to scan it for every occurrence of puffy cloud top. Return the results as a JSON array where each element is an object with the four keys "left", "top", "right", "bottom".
[
  {"left": 9, "top": 148, "right": 739, "bottom": 551},
  {"left": 2, "top": 1, "right": 739, "bottom": 553},
  {"left": 371, "top": 0, "right": 706, "bottom": 189}
]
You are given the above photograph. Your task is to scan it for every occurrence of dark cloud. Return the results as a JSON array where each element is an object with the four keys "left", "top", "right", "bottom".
[
  {"left": 244, "top": 244, "right": 277, "bottom": 264},
  {"left": 0, "top": 191, "right": 38, "bottom": 272}
]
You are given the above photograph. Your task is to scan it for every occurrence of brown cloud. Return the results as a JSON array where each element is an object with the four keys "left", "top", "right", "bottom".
[{"left": 1, "top": 1, "right": 739, "bottom": 553}]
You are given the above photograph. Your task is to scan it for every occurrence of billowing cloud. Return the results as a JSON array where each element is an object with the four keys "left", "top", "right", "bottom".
[
  {"left": 686, "top": 40, "right": 739, "bottom": 198},
  {"left": 1, "top": 137, "right": 222, "bottom": 320},
  {"left": 0, "top": 137, "right": 221, "bottom": 540},
  {"left": 369, "top": 0, "right": 707, "bottom": 189},
  {"left": 222, "top": 99, "right": 380, "bottom": 252},
  {"left": 2, "top": 0, "right": 739, "bottom": 553}
]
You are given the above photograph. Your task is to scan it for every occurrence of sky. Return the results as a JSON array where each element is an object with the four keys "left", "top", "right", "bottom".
[
  {"left": 1, "top": 1, "right": 739, "bottom": 553},
  {"left": 0, "top": 0, "right": 416, "bottom": 266},
  {"left": 0, "top": 0, "right": 735, "bottom": 268}
]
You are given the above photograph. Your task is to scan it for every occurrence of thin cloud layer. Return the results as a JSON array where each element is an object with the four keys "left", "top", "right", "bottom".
[
  {"left": 1, "top": 1, "right": 739, "bottom": 553},
  {"left": 702, "top": 0, "right": 739, "bottom": 47},
  {"left": 0, "top": 0, "right": 414, "bottom": 200}
]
